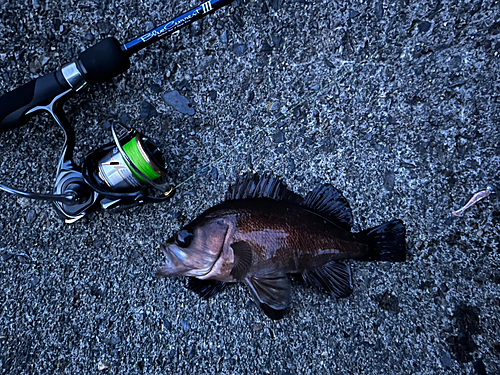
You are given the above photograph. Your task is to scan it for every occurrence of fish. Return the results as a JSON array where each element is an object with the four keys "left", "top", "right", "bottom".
[
  {"left": 157, "top": 173, "right": 406, "bottom": 320},
  {"left": 452, "top": 185, "right": 494, "bottom": 217}
]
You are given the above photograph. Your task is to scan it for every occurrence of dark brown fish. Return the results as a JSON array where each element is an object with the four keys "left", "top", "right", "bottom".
[{"left": 157, "top": 173, "right": 406, "bottom": 319}]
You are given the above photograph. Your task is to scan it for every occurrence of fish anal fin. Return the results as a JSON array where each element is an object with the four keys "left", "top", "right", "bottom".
[
  {"left": 244, "top": 270, "right": 291, "bottom": 320},
  {"left": 302, "top": 184, "right": 354, "bottom": 231},
  {"left": 225, "top": 172, "right": 303, "bottom": 205},
  {"left": 187, "top": 277, "right": 227, "bottom": 299},
  {"left": 302, "top": 261, "right": 353, "bottom": 298},
  {"left": 230, "top": 241, "right": 253, "bottom": 280}
]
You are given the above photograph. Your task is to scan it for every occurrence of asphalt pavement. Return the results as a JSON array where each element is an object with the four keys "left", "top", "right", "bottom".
[{"left": 0, "top": 0, "right": 499, "bottom": 374}]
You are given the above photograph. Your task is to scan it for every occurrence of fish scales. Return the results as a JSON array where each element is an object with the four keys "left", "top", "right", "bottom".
[{"left": 205, "top": 198, "right": 369, "bottom": 273}]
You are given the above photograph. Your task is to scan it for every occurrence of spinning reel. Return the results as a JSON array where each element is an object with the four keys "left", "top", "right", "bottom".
[
  {"left": 0, "top": 97, "right": 172, "bottom": 223},
  {"left": 0, "top": 0, "right": 233, "bottom": 222}
]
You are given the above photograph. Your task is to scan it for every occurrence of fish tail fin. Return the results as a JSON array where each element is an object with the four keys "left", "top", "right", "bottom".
[{"left": 359, "top": 219, "right": 406, "bottom": 262}]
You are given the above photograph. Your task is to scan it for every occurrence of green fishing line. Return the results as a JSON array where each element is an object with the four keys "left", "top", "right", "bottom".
[{"left": 122, "top": 137, "right": 160, "bottom": 184}]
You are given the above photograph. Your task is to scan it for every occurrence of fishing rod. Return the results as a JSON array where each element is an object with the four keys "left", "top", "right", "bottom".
[{"left": 0, "top": 0, "right": 233, "bottom": 223}]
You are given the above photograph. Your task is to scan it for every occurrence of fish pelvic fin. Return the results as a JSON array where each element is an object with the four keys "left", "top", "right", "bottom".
[
  {"left": 302, "top": 184, "right": 354, "bottom": 231},
  {"left": 187, "top": 277, "right": 227, "bottom": 299},
  {"left": 359, "top": 219, "right": 407, "bottom": 262},
  {"left": 244, "top": 270, "right": 291, "bottom": 320},
  {"left": 302, "top": 261, "right": 353, "bottom": 298}
]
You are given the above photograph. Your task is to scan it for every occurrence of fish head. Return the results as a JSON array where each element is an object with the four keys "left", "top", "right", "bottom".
[{"left": 157, "top": 216, "right": 229, "bottom": 278}]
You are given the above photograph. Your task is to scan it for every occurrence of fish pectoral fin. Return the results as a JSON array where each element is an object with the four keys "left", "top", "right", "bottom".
[
  {"left": 302, "top": 261, "right": 353, "bottom": 298},
  {"left": 244, "top": 271, "right": 291, "bottom": 320},
  {"left": 187, "top": 277, "right": 227, "bottom": 299},
  {"left": 230, "top": 241, "right": 253, "bottom": 280}
]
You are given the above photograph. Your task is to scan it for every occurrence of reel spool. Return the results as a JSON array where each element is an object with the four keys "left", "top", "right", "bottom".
[
  {"left": 82, "top": 123, "right": 172, "bottom": 213},
  {"left": 98, "top": 135, "right": 166, "bottom": 191}
]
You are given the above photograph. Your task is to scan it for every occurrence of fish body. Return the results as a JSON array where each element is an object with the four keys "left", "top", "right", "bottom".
[
  {"left": 158, "top": 173, "right": 406, "bottom": 319},
  {"left": 189, "top": 198, "right": 369, "bottom": 278}
]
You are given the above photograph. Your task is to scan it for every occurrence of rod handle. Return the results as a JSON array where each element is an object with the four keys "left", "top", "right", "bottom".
[
  {"left": 0, "top": 71, "right": 69, "bottom": 131},
  {"left": 0, "top": 37, "right": 130, "bottom": 132},
  {"left": 78, "top": 37, "right": 130, "bottom": 83}
]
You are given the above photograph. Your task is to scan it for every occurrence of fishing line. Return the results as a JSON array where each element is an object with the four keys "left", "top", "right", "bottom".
[
  {"left": 170, "top": 4, "right": 445, "bottom": 193},
  {"left": 122, "top": 137, "right": 162, "bottom": 183}
]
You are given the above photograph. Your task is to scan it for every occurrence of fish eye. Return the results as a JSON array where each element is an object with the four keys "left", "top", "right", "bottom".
[{"left": 175, "top": 229, "right": 193, "bottom": 247}]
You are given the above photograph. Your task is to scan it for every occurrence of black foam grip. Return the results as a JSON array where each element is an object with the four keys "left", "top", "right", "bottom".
[
  {"left": 78, "top": 37, "right": 130, "bottom": 83},
  {"left": 0, "top": 71, "right": 69, "bottom": 132}
]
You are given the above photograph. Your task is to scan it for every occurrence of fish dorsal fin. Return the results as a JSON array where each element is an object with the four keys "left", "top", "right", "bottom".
[
  {"left": 244, "top": 270, "right": 291, "bottom": 320},
  {"left": 225, "top": 172, "right": 303, "bottom": 205},
  {"left": 302, "top": 261, "right": 353, "bottom": 298},
  {"left": 230, "top": 241, "right": 253, "bottom": 280},
  {"left": 187, "top": 278, "right": 227, "bottom": 299},
  {"left": 302, "top": 184, "right": 354, "bottom": 231}
]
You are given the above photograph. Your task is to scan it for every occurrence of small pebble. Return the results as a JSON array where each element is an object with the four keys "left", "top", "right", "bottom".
[
  {"left": 209, "top": 89, "right": 217, "bottom": 101},
  {"left": 286, "top": 157, "right": 295, "bottom": 174},
  {"left": 418, "top": 21, "right": 431, "bottom": 32},
  {"left": 97, "top": 21, "right": 112, "bottom": 34},
  {"left": 163, "top": 90, "right": 195, "bottom": 115},
  {"left": 349, "top": 9, "right": 360, "bottom": 18},
  {"left": 168, "top": 348, "right": 176, "bottom": 360},
  {"left": 31, "top": 277, "right": 40, "bottom": 287},
  {"left": 120, "top": 113, "right": 131, "bottom": 125},
  {"left": 232, "top": 43, "right": 247, "bottom": 57},
  {"left": 17, "top": 198, "right": 30, "bottom": 208},
  {"left": 269, "top": 0, "right": 283, "bottom": 11},
  {"left": 440, "top": 349, "right": 453, "bottom": 369},
  {"left": 269, "top": 101, "right": 280, "bottom": 111},
  {"left": 384, "top": 170, "right": 395, "bottom": 192},
  {"left": 140, "top": 100, "right": 158, "bottom": 119},
  {"left": 261, "top": 41, "right": 273, "bottom": 54},
  {"left": 375, "top": 2, "right": 384, "bottom": 21},
  {"left": 1, "top": 253, "right": 14, "bottom": 261},
  {"left": 220, "top": 30, "right": 228, "bottom": 44},
  {"left": 26, "top": 210, "right": 36, "bottom": 224},
  {"left": 375, "top": 291, "right": 400, "bottom": 312},
  {"left": 271, "top": 36, "right": 282, "bottom": 49},
  {"left": 253, "top": 323, "right": 264, "bottom": 331},
  {"left": 211, "top": 167, "right": 218, "bottom": 180},
  {"left": 273, "top": 130, "right": 285, "bottom": 143},
  {"left": 163, "top": 319, "right": 172, "bottom": 331},
  {"left": 180, "top": 320, "right": 191, "bottom": 332},
  {"left": 151, "top": 83, "right": 163, "bottom": 93},
  {"left": 98, "top": 360, "right": 110, "bottom": 371}
]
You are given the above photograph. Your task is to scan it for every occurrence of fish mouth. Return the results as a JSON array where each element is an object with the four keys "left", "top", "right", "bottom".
[{"left": 157, "top": 225, "right": 229, "bottom": 278}]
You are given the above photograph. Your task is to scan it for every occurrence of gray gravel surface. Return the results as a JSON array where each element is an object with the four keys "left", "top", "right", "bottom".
[{"left": 1, "top": 0, "right": 500, "bottom": 374}]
